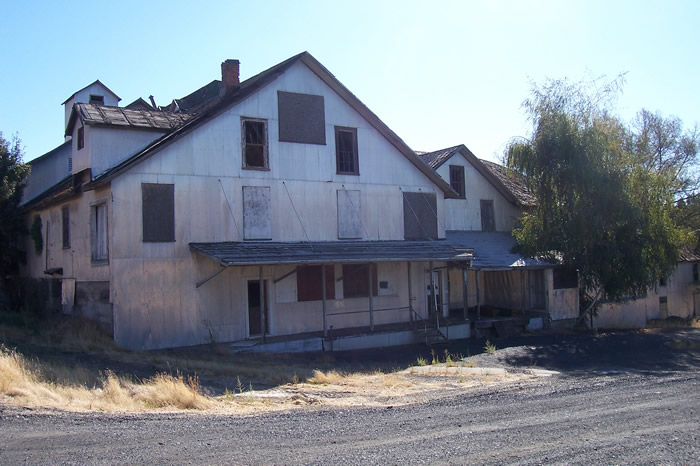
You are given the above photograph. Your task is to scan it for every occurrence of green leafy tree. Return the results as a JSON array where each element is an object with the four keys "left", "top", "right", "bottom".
[
  {"left": 0, "top": 133, "right": 30, "bottom": 308},
  {"left": 506, "top": 77, "right": 696, "bottom": 322}
]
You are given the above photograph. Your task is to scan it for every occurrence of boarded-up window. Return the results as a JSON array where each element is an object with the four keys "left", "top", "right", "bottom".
[
  {"left": 243, "top": 186, "right": 272, "bottom": 240},
  {"left": 449, "top": 165, "right": 465, "bottom": 198},
  {"left": 241, "top": 118, "right": 268, "bottom": 169},
  {"left": 278, "top": 91, "right": 326, "bottom": 145},
  {"left": 480, "top": 200, "right": 495, "bottom": 232},
  {"left": 342, "top": 264, "right": 378, "bottom": 299},
  {"left": 335, "top": 127, "right": 358, "bottom": 175},
  {"left": 553, "top": 268, "right": 578, "bottom": 289},
  {"left": 142, "top": 183, "right": 175, "bottom": 242},
  {"left": 90, "top": 202, "right": 108, "bottom": 264},
  {"left": 403, "top": 192, "right": 438, "bottom": 240},
  {"left": 61, "top": 205, "right": 70, "bottom": 249},
  {"left": 297, "top": 265, "right": 335, "bottom": 302},
  {"left": 337, "top": 190, "right": 362, "bottom": 239}
]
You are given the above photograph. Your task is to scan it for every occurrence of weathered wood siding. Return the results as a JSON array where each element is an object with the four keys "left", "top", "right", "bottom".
[
  {"left": 107, "top": 61, "right": 448, "bottom": 349},
  {"left": 437, "top": 152, "right": 522, "bottom": 232}
]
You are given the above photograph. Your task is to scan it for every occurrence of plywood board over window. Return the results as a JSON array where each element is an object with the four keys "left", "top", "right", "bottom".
[
  {"left": 277, "top": 91, "right": 326, "bottom": 144},
  {"left": 403, "top": 192, "right": 438, "bottom": 240},
  {"left": 243, "top": 186, "right": 272, "bottom": 240},
  {"left": 297, "top": 265, "right": 335, "bottom": 302},
  {"left": 337, "top": 190, "right": 362, "bottom": 239},
  {"left": 142, "top": 183, "right": 175, "bottom": 242}
]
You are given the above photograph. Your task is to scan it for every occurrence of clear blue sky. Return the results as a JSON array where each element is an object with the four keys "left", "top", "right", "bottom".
[{"left": 1, "top": 0, "right": 698, "bottom": 163}]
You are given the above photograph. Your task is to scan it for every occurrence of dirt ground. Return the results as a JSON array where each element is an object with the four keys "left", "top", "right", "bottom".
[{"left": 1, "top": 327, "right": 698, "bottom": 464}]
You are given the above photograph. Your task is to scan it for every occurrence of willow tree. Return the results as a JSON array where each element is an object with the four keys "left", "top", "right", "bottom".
[{"left": 506, "top": 78, "right": 695, "bottom": 322}]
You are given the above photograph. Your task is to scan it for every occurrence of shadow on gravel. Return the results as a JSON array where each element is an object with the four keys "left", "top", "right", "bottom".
[
  {"left": 444, "top": 329, "right": 700, "bottom": 376},
  {"left": 327, "top": 328, "right": 700, "bottom": 377}
]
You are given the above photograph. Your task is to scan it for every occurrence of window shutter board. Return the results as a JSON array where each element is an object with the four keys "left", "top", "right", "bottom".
[
  {"left": 278, "top": 91, "right": 326, "bottom": 145},
  {"left": 142, "top": 183, "right": 175, "bottom": 242}
]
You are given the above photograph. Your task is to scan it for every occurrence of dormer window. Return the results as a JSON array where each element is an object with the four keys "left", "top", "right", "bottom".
[{"left": 89, "top": 94, "right": 104, "bottom": 105}]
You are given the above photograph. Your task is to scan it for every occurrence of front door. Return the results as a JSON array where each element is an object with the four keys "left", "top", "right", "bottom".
[
  {"left": 425, "top": 270, "right": 443, "bottom": 317},
  {"left": 247, "top": 279, "right": 269, "bottom": 337},
  {"left": 529, "top": 270, "right": 546, "bottom": 310}
]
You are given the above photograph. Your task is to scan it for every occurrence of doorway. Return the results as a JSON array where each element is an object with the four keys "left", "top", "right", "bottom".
[
  {"left": 425, "top": 270, "right": 444, "bottom": 317},
  {"left": 247, "top": 279, "right": 269, "bottom": 337}
]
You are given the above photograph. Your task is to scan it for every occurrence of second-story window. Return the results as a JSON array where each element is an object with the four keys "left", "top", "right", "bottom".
[
  {"left": 241, "top": 118, "right": 268, "bottom": 169},
  {"left": 77, "top": 126, "right": 84, "bottom": 150},
  {"left": 89, "top": 94, "right": 104, "bottom": 105},
  {"left": 449, "top": 165, "right": 465, "bottom": 198},
  {"left": 335, "top": 127, "right": 358, "bottom": 175}
]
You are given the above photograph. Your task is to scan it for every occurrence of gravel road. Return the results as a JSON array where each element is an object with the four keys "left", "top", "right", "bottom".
[{"left": 1, "top": 329, "right": 699, "bottom": 465}]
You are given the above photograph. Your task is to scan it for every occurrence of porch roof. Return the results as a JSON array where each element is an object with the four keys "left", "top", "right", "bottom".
[
  {"left": 446, "top": 231, "right": 552, "bottom": 270},
  {"left": 190, "top": 240, "right": 473, "bottom": 266}
]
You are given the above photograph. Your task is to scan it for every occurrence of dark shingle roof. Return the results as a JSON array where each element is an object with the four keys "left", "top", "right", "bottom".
[
  {"left": 418, "top": 145, "right": 461, "bottom": 169},
  {"left": 479, "top": 159, "right": 536, "bottom": 207},
  {"left": 190, "top": 240, "right": 473, "bottom": 266},
  {"left": 66, "top": 104, "right": 193, "bottom": 136}
]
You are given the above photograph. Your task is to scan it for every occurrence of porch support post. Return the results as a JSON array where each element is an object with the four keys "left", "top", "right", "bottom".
[
  {"left": 322, "top": 264, "right": 328, "bottom": 338},
  {"left": 368, "top": 263, "right": 374, "bottom": 332},
  {"left": 259, "top": 265, "right": 266, "bottom": 343},
  {"left": 407, "top": 261, "right": 413, "bottom": 322},
  {"left": 462, "top": 267, "right": 468, "bottom": 321},
  {"left": 429, "top": 261, "right": 436, "bottom": 316},
  {"left": 475, "top": 270, "right": 481, "bottom": 319},
  {"left": 520, "top": 269, "right": 525, "bottom": 317}
]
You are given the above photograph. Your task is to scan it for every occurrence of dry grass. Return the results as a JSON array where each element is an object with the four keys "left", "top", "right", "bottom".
[{"left": 0, "top": 345, "right": 214, "bottom": 412}]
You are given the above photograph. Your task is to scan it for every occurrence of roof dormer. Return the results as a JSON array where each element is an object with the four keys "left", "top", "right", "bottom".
[{"left": 63, "top": 80, "right": 120, "bottom": 136}]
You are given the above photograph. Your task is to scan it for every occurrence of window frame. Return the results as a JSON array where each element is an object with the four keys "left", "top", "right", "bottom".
[
  {"left": 335, "top": 126, "right": 359, "bottom": 175},
  {"left": 89, "top": 94, "right": 104, "bottom": 105},
  {"left": 61, "top": 205, "right": 70, "bottom": 250},
  {"left": 480, "top": 199, "right": 495, "bottom": 232},
  {"left": 90, "top": 200, "right": 109, "bottom": 265},
  {"left": 241, "top": 117, "right": 269, "bottom": 170},
  {"left": 77, "top": 126, "right": 84, "bottom": 150},
  {"left": 449, "top": 165, "right": 465, "bottom": 199}
]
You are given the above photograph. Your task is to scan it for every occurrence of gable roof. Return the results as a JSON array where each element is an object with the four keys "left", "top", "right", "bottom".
[
  {"left": 65, "top": 104, "right": 193, "bottom": 136},
  {"left": 85, "top": 52, "right": 458, "bottom": 198},
  {"left": 418, "top": 144, "right": 522, "bottom": 206},
  {"left": 125, "top": 97, "right": 154, "bottom": 110},
  {"left": 479, "top": 159, "right": 536, "bottom": 207},
  {"left": 62, "top": 79, "right": 121, "bottom": 105}
]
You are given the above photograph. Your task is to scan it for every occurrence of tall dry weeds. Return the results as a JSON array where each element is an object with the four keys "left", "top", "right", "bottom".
[{"left": 0, "top": 345, "right": 215, "bottom": 412}]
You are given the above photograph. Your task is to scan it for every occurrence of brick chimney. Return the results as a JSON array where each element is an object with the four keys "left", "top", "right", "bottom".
[{"left": 221, "top": 59, "right": 240, "bottom": 95}]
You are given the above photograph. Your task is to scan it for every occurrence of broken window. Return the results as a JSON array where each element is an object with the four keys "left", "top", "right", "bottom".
[
  {"left": 449, "top": 165, "right": 465, "bottom": 198},
  {"left": 61, "top": 205, "right": 70, "bottom": 249},
  {"left": 77, "top": 126, "right": 84, "bottom": 150},
  {"left": 297, "top": 265, "right": 335, "bottom": 302},
  {"left": 335, "top": 127, "right": 358, "bottom": 175},
  {"left": 243, "top": 186, "right": 272, "bottom": 240},
  {"left": 403, "top": 192, "right": 438, "bottom": 240},
  {"left": 342, "top": 264, "right": 378, "bottom": 299},
  {"left": 90, "top": 201, "right": 108, "bottom": 264},
  {"left": 337, "top": 189, "right": 362, "bottom": 239},
  {"left": 277, "top": 91, "right": 326, "bottom": 145},
  {"left": 142, "top": 183, "right": 175, "bottom": 242},
  {"left": 480, "top": 200, "right": 495, "bottom": 232},
  {"left": 241, "top": 118, "right": 268, "bottom": 169},
  {"left": 89, "top": 94, "right": 104, "bottom": 105}
]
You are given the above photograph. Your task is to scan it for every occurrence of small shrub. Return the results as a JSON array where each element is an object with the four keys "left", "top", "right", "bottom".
[
  {"left": 416, "top": 356, "right": 427, "bottom": 366},
  {"left": 484, "top": 340, "right": 496, "bottom": 355},
  {"left": 431, "top": 349, "right": 438, "bottom": 365}
]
